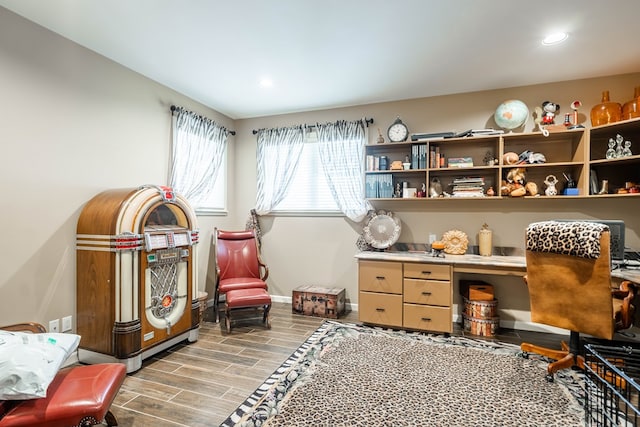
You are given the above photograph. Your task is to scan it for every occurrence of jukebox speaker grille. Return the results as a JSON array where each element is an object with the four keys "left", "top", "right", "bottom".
[{"left": 149, "top": 259, "right": 179, "bottom": 319}]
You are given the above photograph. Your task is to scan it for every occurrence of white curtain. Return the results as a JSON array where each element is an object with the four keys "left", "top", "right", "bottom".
[
  {"left": 255, "top": 126, "right": 305, "bottom": 215},
  {"left": 316, "top": 119, "right": 372, "bottom": 222},
  {"left": 169, "top": 107, "right": 228, "bottom": 207}
]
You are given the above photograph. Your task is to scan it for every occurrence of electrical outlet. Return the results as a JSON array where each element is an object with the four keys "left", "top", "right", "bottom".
[
  {"left": 49, "top": 319, "right": 60, "bottom": 333},
  {"left": 62, "top": 316, "right": 72, "bottom": 332},
  {"left": 428, "top": 233, "right": 437, "bottom": 244}
]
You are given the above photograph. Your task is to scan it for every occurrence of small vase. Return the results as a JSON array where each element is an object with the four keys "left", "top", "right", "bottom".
[
  {"left": 622, "top": 86, "right": 640, "bottom": 120},
  {"left": 590, "top": 90, "right": 622, "bottom": 126}
]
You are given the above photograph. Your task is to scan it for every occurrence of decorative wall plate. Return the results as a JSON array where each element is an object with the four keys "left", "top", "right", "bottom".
[
  {"left": 363, "top": 210, "right": 401, "bottom": 249},
  {"left": 442, "top": 229, "right": 469, "bottom": 255}
]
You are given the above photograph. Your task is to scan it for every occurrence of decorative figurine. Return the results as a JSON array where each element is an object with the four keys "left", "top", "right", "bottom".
[
  {"left": 541, "top": 101, "right": 561, "bottom": 125},
  {"left": 393, "top": 183, "right": 402, "bottom": 198},
  {"left": 429, "top": 177, "right": 443, "bottom": 198},
  {"left": 417, "top": 183, "right": 427, "bottom": 198},
  {"left": 623, "top": 140, "right": 633, "bottom": 157},
  {"left": 606, "top": 138, "right": 617, "bottom": 159},
  {"left": 615, "top": 134, "right": 624, "bottom": 158},
  {"left": 484, "top": 150, "right": 497, "bottom": 166},
  {"left": 544, "top": 175, "right": 559, "bottom": 196}
]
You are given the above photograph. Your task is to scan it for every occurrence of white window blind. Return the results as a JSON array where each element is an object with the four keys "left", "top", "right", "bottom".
[{"left": 272, "top": 131, "right": 340, "bottom": 213}]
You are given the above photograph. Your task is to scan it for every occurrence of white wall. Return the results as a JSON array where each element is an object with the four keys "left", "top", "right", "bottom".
[
  {"left": 0, "top": 9, "right": 235, "bottom": 326},
  {"left": 2, "top": 6, "right": 639, "bottom": 330}
]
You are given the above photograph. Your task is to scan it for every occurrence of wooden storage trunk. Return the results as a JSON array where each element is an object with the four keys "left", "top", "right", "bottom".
[{"left": 292, "top": 286, "right": 346, "bottom": 319}]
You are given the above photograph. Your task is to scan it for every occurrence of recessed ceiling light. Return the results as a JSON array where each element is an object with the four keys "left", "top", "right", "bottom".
[
  {"left": 542, "top": 32, "right": 568, "bottom": 46},
  {"left": 259, "top": 78, "right": 273, "bottom": 88}
]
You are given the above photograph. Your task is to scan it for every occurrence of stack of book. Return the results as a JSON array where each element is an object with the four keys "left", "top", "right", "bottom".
[{"left": 450, "top": 177, "right": 486, "bottom": 197}]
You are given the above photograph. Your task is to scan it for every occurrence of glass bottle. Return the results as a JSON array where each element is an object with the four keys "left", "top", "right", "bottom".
[
  {"left": 590, "top": 90, "right": 622, "bottom": 126},
  {"left": 622, "top": 86, "right": 640, "bottom": 120}
]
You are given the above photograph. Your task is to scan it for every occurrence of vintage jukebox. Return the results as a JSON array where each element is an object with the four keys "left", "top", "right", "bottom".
[{"left": 76, "top": 185, "right": 200, "bottom": 372}]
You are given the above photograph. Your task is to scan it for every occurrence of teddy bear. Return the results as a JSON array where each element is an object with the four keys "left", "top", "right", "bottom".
[
  {"left": 500, "top": 167, "right": 538, "bottom": 197},
  {"left": 541, "top": 101, "right": 560, "bottom": 125}
]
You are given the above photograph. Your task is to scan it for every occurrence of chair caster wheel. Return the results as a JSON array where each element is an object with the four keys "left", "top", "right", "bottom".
[
  {"left": 545, "top": 373, "right": 554, "bottom": 383},
  {"left": 521, "top": 351, "right": 529, "bottom": 359}
]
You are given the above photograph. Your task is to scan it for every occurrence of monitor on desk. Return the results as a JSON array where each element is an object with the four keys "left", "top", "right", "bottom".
[{"left": 554, "top": 219, "right": 625, "bottom": 262}]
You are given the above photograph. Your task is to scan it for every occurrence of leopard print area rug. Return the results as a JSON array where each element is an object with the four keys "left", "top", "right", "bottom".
[{"left": 221, "top": 321, "right": 586, "bottom": 427}]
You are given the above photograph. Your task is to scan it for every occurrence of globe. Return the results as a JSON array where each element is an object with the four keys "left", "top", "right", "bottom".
[{"left": 494, "top": 100, "right": 529, "bottom": 130}]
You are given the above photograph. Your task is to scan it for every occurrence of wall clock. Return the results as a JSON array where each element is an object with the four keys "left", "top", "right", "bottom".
[{"left": 387, "top": 117, "right": 409, "bottom": 142}]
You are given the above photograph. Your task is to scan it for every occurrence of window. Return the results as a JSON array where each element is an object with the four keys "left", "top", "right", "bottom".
[
  {"left": 255, "top": 119, "right": 370, "bottom": 221},
  {"left": 196, "top": 148, "right": 226, "bottom": 213},
  {"left": 169, "top": 107, "right": 229, "bottom": 214},
  {"left": 272, "top": 131, "right": 340, "bottom": 213}
]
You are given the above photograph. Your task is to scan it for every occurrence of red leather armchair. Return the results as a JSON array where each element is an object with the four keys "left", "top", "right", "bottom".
[
  {"left": 0, "top": 323, "right": 126, "bottom": 427},
  {"left": 213, "top": 228, "right": 269, "bottom": 322}
]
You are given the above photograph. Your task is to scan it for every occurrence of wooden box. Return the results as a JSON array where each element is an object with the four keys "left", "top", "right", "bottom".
[
  {"left": 460, "top": 280, "right": 494, "bottom": 301},
  {"left": 292, "top": 286, "right": 346, "bottom": 319}
]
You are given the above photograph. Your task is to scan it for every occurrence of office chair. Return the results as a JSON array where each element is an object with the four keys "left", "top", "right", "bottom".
[
  {"left": 521, "top": 220, "right": 636, "bottom": 382},
  {"left": 213, "top": 228, "right": 269, "bottom": 322}
]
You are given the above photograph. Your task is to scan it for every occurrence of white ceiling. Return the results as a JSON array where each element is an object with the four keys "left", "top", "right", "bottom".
[{"left": 2, "top": 0, "right": 640, "bottom": 119}]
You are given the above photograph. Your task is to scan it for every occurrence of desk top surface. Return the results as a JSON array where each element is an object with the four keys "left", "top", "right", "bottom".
[{"left": 354, "top": 251, "right": 640, "bottom": 283}]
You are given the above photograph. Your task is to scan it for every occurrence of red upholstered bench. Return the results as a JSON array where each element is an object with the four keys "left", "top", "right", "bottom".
[
  {"left": 0, "top": 363, "right": 126, "bottom": 427},
  {"left": 224, "top": 288, "right": 272, "bottom": 332}
]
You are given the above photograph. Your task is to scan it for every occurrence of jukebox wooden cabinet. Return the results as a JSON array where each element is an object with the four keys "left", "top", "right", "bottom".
[{"left": 76, "top": 185, "right": 200, "bottom": 372}]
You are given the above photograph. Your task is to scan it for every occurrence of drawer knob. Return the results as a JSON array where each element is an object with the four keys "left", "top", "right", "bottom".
[
  {"left": 421, "top": 291, "right": 432, "bottom": 296},
  {"left": 421, "top": 317, "right": 432, "bottom": 322},
  {"left": 375, "top": 276, "right": 385, "bottom": 280},
  {"left": 376, "top": 308, "right": 385, "bottom": 312}
]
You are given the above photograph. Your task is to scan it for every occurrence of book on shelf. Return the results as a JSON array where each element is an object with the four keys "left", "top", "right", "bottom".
[
  {"left": 447, "top": 157, "right": 474, "bottom": 168},
  {"left": 365, "top": 173, "right": 394, "bottom": 198}
]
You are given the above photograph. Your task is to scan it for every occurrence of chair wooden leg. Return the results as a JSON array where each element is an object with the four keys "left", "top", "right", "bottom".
[
  {"left": 224, "top": 303, "right": 232, "bottom": 333},
  {"left": 263, "top": 303, "right": 272, "bottom": 329},
  {"left": 213, "top": 290, "right": 225, "bottom": 323}
]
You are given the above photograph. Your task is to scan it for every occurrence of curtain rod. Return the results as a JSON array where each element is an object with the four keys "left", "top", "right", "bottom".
[
  {"left": 252, "top": 117, "right": 374, "bottom": 135},
  {"left": 170, "top": 105, "right": 236, "bottom": 135}
]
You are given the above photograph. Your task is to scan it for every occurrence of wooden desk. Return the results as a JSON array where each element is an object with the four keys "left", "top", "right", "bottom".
[
  {"left": 355, "top": 250, "right": 640, "bottom": 282},
  {"left": 355, "top": 251, "right": 640, "bottom": 333}
]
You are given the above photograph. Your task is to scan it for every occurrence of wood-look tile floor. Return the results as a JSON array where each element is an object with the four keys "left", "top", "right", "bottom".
[{"left": 107, "top": 302, "right": 612, "bottom": 426}]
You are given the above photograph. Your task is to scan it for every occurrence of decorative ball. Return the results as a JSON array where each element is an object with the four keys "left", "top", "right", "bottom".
[{"left": 494, "top": 100, "right": 529, "bottom": 130}]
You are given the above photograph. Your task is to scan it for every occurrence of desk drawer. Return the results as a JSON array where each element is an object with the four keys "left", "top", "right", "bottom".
[
  {"left": 359, "top": 261, "right": 403, "bottom": 294},
  {"left": 403, "top": 303, "right": 452, "bottom": 333},
  {"left": 359, "top": 291, "right": 403, "bottom": 327},
  {"left": 404, "top": 279, "right": 451, "bottom": 306},
  {"left": 404, "top": 263, "right": 451, "bottom": 281}
]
